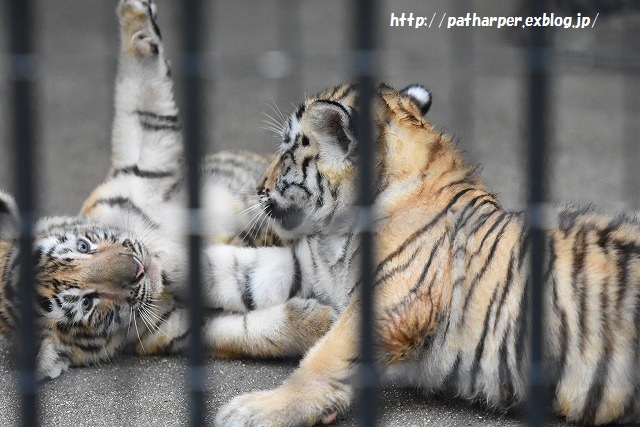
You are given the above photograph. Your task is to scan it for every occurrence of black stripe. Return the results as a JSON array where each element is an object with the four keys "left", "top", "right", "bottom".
[
  {"left": 441, "top": 353, "right": 461, "bottom": 391},
  {"left": 74, "top": 341, "right": 106, "bottom": 353},
  {"left": 169, "top": 329, "right": 192, "bottom": 352},
  {"left": 135, "top": 111, "right": 178, "bottom": 123},
  {"left": 582, "top": 355, "right": 609, "bottom": 424},
  {"left": 289, "top": 249, "right": 302, "bottom": 299},
  {"left": 493, "top": 253, "right": 516, "bottom": 331},
  {"left": 374, "top": 245, "right": 421, "bottom": 287},
  {"left": 553, "top": 307, "right": 569, "bottom": 390},
  {"left": 597, "top": 216, "right": 625, "bottom": 247},
  {"left": 384, "top": 235, "right": 446, "bottom": 315},
  {"left": 461, "top": 216, "right": 511, "bottom": 315},
  {"left": 581, "top": 274, "right": 614, "bottom": 424},
  {"left": 153, "top": 307, "right": 176, "bottom": 330},
  {"left": 468, "top": 210, "right": 498, "bottom": 235},
  {"left": 498, "top": 323, "right": 515, "bottom": 403},
  {"left": 478, "top": 212, "right": 508, "bottom": 249},
  {"left": 571, "top": 228, "right": 589, "bottom": 355},
  {"left": 615, "top": 243, "right": 631, "bottom": 315},
  {"left": 452, "top": 194, "right": 488, "bottom": 235},
  {"left": 331, "top": 232, "right": 354, "bottom": 267},
  {"left": 145, "top": 3, "right": 162, "bottom": 40},
  {"left": 557, "top": 207, "right": 584, "bottom": 234},
  {"left": 376, "top": 188, "right": 474, "bottom": 275},
  {"left": 301, "top": 156, "right": 312, "bottom": 180},
  {"left": 139, "top": 121, "right": 182, "bottom": 132},
  {"left": 469, "top": 283, "right": 500, "bottom": 394},
  {"left": 112, "top": 165, "right": 175, "bottom": 179},
  {"left": 409, "top": 234, "right": 445, "bottom": 295},
  {"left": 336, "top": 84, "right": 355, "bottom": 101},
  {"left": 0, "top": 198, "right": 11, "bottom": 215},
  {"left": 0, "top": 310, "right": 14, "bottom": 329},
  {"left": 518, "top": 229, "right": 530, "bottom": 270},
  {"left": 90, "top": 197, "right": 160, "bottom": 229},
  {"left": 434, "top": 177, "right": 473, "bottom": 196},
  {"left": 325, "top": 85, "right": 340, "bottom": 99},
  {"left": 313, "top": 99, "right": 352, "bottom": 119},
  {"left": 624, "top": 290, "right": 640, "bottom": 419},
  {"left": 241, "top": 268, "right": 256, "bottom": 311},
  {"left": 515, "top": 279, "right": 529, "bottom": 376},
  {"left": 2, "top": 247, "right": 16, "bottom": 296},
  {"left": 315, "top": 168, "right": 325, "bottom": 208},
  {"left": 283, "top": 181, "right": 312, "bottom": 198},
  {"left": 163, "top": 179, "right": 182, "bottom": 202},
  {"left": 547, "top": 237, "right": 567, "bottom": 384}
]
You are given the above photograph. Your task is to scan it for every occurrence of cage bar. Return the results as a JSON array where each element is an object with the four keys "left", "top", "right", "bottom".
[
  {"left": 527, "top": 0, "right": 551, "bottom": 426},
  {"left": 181, "top": 0, "right": 207, "bottom": 426},
  {"left": 9, "top": 0, "right": 39, "bottom": 426},
  {"left": 353, "top": 1, "right": 379, "bottom": 425}
]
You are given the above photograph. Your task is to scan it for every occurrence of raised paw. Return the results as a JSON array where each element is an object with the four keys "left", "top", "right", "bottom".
[
  {"left": 117, "top": 0, "right": 162, "bottom": 58},
  {"left": 118, "top": 0, "right": 157, "bottom": 20}
]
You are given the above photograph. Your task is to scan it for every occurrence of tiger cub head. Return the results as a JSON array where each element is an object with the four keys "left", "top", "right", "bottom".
[
  {"left": 257, "top": 83, "right": 432, "bottom": 239},
  {"left": 0, "top": 190, "right": 164, "bottom": 379}
]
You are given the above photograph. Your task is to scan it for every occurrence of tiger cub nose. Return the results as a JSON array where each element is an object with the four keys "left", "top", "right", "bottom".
[
  {"left": 120, "top": 253, "right": 146, "bottom": 284},
  {"left": 133, "top": 256, "right": 145, "bottom": 281}
]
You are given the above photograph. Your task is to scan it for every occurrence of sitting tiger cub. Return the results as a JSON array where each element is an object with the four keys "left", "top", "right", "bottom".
[
  {"left": 215, "top": 89, "right": 640, "bottom": 424},
  {"left": 0, "top": 0, "right": 337, "bottom": 379}
]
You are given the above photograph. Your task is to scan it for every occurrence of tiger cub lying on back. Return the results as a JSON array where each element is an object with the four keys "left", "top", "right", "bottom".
[
  {"left": 214, "top": 85, "right": 640, "bottom": 425},
  {"left": 0, "top": 0, "right": 337, "bottom": 379}
]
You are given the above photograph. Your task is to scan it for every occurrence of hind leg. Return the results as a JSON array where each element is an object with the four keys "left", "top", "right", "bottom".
[
  {"left": 82, "top": 0, "right": 182, "bottom": 216},
  {"left": 113, "top": 0, "right": 180, "bottom": 171}
]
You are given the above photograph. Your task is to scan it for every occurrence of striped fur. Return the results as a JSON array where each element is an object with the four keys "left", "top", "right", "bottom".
[
  {"left": 0, "top": 0, "right": 334, "bottom": 380},
  {"left": 217, "top": 83, "right": 640, "bottom": 426}
]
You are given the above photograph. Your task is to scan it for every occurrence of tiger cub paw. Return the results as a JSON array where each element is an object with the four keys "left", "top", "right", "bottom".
[
  {"left": 216, "top": 372, "right": 346, "bottom": 427},
  {"left": 216, "top": 388, "right": 331, "bottom": 427},
  {"left": 117, "top": 0, "right": 162, "bottom": 58}
]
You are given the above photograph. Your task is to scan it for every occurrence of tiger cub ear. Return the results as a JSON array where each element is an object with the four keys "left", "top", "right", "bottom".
[
  {"left": 0, "top": 190, "right": 18, "bottom": 240},
  {"left": 399, "top": 84, "right": 432, "bottom": 116},
  {"left": 305, "top": 100, "right": 357, "bottom": 166}
]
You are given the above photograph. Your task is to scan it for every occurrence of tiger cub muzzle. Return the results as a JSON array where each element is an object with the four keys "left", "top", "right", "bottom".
[{"left": 83, "top": 247, "right": 146, "bottom": 289}]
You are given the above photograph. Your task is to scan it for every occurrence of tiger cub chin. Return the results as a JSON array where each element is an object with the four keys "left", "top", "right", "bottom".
[
  {"left": 0, "top": 0, "right": 337, "bottom": 380},
  {"left": 215, "top": 82, "right": 640, "bottom": 426}
]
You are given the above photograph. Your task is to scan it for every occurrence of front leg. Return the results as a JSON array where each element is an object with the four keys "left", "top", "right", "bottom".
[
  {"left": 216, "top": 300, "right": 360, "bottom": 426},
  {"left": 199, "top": 244, "right": 337, "bottom": 358}
]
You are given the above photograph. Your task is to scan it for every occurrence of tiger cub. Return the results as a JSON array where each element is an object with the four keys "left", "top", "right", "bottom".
[
  {"left": 0, "top": 0, "right": 335, "bottom": 380},
  {"left": 215, "top": 83, "right": 640, "bottom": 426}
]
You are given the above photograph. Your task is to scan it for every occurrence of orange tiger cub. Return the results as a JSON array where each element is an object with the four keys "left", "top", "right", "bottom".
[{"left": 217, "top": 83, "right": 640, "bottom": 426}]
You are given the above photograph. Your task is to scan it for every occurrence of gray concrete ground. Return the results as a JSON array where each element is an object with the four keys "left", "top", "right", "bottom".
[{"left": 0, "top": 0, "right": 639, "bottom": 425}]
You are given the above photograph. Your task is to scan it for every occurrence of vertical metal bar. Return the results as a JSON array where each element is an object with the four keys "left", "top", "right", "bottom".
[
  {"left": 451, "top": 0, "right": 475, "bottom": 158},
  {"left": 9, "top": 1, "right": 39, "bottom": 426},
  {"left": 623, "top": 22, "right": 640, "bottom": 209},
  {"left": 182, "top": 0, "right": 206, "bottom": 425},
  {"left": 527, "top": 1, "right": 550, "bottom": 426},
  {"left": 353, "top": 1, "right": 378, "bottom": 425}
]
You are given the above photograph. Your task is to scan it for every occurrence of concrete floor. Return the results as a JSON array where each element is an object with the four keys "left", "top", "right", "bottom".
[{"left": 0, "top": 0, "right": 639, "bottom": 425}]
